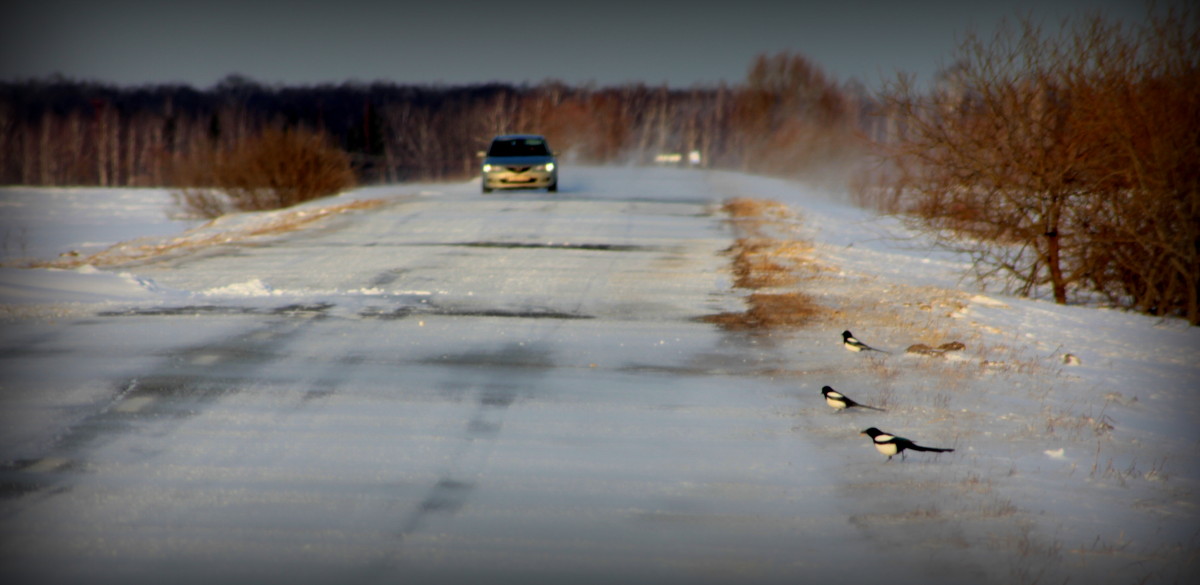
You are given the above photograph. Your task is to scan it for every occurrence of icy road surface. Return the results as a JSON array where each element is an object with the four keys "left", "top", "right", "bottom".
[
  {"left": 1, "top": 174, "right": 851, "bottom": 585},
  {"left": 2, "top": 168, "right": 1196, "bottom": 584}
]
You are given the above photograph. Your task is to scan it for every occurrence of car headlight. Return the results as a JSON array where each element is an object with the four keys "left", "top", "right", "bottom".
[
  {"left": 482, "top": 164, "right": 494, "bottom": 172},
  {"left": 544, "top": 162, "right": 556, "bottom": 172}
]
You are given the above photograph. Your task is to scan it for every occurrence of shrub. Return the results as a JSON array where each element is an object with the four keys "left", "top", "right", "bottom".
[
  {"left": 174, "top": 127, "right": 355, "bottom": 218},
  {"left": 875, "top": 6, "right": 1199, "bottom": 323}
]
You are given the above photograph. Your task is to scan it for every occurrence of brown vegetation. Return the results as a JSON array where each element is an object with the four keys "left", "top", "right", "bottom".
[
  {"left": 172, "top": 127, "right": 356, "bottom": 218},
  {"left": 733, "top": 53, "right": 868, "bottom": 180},
  {"left": 8, "top": 12, "right": 1192, "bottom": 325},
  {"left": 701, "top": 292, "right": 822, "bottom": 330},
  {"left": 871, "top": 7, "right": 1199, "bottom": 323},
  {"left": 729, "top": 239, "right": 800, "bottom": 289},
  {"left": 701, "top": 197, "right": 827, "bottom": 331},
  {"left": 1, "top": 52, "right": 865, "bottom": 188}
]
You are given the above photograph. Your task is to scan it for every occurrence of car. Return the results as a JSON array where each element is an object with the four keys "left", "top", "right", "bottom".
[{"left": 481, "top": 134, "right": 558, "bottom": 193}]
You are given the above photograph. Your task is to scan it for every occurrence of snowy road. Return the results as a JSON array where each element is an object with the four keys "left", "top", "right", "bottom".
[
  {"left": 0, "top": 174, "right": 864, "bottom": 584},
  {"left": 3, "top": 168, "right": 1196, "bottom": 584}
]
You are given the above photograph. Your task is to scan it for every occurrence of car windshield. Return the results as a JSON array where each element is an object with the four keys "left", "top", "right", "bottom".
[{"left": 488, "top": 138, "right": 549, "bottom": 157}]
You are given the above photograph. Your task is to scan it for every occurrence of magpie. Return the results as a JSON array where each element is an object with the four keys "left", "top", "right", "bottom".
[
  {"left": 860, "top": 427, "right": 954, "bottom": 461},
  {"left": 842, "top": 330, "right": 889, "bottom": 353},
  {"left": 821, "top": 385, "right": 885, "bottom": 412}
]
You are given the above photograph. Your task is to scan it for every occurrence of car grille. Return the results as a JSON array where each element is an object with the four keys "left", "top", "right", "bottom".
[{"left": 506, "top": 166, "right": 532, "bottom": 173}]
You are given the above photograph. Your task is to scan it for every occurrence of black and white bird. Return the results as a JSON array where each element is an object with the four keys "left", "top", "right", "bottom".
[
  {"left": 860, "top": 427, "right": 954, "bottom": 461},
  {"left": 821, "top": 385, "right": 885, "bottom": 412},
  {"left": 842, "top": 330, "right": 889, "bottom": 353}
]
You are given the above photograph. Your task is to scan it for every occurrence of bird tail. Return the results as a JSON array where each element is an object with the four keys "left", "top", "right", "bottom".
[
  {"left": 909, "top": 445, "right": 953, "bottom": 453},
  {"left": 859, "top": 404, "right": 886, "bottom": 412}
]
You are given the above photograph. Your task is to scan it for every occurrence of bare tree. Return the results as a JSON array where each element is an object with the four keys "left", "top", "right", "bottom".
[
  {"left": 1067, "top": 8, "right": 1200, "bottom": 322},
  {"left": 878, "top": 6, "right": 1199, "bottom": 322}
]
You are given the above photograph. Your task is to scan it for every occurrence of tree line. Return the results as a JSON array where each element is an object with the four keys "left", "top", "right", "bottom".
[
  {"left": 0, "top": 53, "right": 871, "bottom": 188},
  {"left": 3, "top": 15, "right": 1196, "bottom": 325}
]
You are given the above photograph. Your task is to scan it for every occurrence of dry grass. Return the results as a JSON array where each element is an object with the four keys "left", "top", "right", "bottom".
[
  {"left": 707, "top": 197, "right": 990, "bottom": 373},
  {"left": 848, "top": 504, "right": 945, "bottom": 528},
  {"left": 1039, "top": 407, "right": 1115, "bottom": 441},
  {"left": 708, "top": 197, "right": 1045, "bottom": 422},
  {"left": 727, "top": 239, "right": 798, "bottom": 289},
  {"left": 703, "top": 198, "right": 832, "bottom": 331},
  {"left": 980, "top": 497, "right": 1019, "bottom": 518},
  {"left": 720, "top": 198, "right": 802, "bottom": 241},
  {"left": 701, "top": 292, "right": 823, "bottom": 330},
  {"left": 961, "top": 471, "right": 993, "bottom": 493},
  {"left": 723, "top": 197, "right": 797, "bottom": 223},
  {"left": 725, "top": 237, "right": 825, "bottom": 290}
]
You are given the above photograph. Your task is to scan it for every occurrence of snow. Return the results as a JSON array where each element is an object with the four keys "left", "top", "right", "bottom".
[
  {"left": 1, "top": 167, "right": 1198, "bottom": 583},
  {"left": 0, "top": 186, "right": 200, "bottom": 262},
  {"left": 0, "top": 265, "right": 162, "bottom": 303}
]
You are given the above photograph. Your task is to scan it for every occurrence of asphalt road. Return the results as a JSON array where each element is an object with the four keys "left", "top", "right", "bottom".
[{"left": 1, "top": 185, "right": 874, "bottom": 584}]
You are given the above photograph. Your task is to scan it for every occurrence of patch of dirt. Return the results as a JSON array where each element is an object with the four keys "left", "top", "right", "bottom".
[
  {"left": 726, "top": 238, "right": 795, "bottom": 288},
  {"left": 705, "top": 197, "right": 973, "bottom": 350},
  {"left": 700, "top": 292, "right": 821, "bottom": 330},
  {"left": 703, "top": 198, "right": 831, "bottom": 331}
]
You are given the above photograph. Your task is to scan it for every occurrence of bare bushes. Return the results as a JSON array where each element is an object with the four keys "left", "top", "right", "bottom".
[
  {"left": 1067, "top": 13, "right": 1200, "bottom": 323},
  {"left": 732, "top": 53, "right": 867, "bottom": 182},
  {"left": 173, "top": 127, "right": 356, "bottom": 218},
  {"left": 875, "top": 7, "right": 1199, "bottom": 323}
]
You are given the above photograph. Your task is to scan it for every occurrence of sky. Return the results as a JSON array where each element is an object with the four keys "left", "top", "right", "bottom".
[{"left": 1, "top": 0, "right": 1151, "bottom": 90}]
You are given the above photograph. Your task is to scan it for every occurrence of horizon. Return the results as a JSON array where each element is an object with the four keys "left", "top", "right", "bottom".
[{"left": 1, "top": 0, "right": 1153, "bottom": 92}]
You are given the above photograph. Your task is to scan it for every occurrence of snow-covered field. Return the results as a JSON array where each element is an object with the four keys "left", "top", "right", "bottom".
[{"left": 1, "top": 168, "right": 1197, "bottom": 583}]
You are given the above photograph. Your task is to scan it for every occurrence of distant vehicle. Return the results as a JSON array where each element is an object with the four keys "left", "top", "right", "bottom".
[{"left": 481, "top": 134, "right": 558, "bottom": 193}]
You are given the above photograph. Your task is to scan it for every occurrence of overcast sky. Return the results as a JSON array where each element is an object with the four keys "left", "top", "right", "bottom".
[{"left": 1, "top": 0, "right": 1150, "bottom": 90}]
